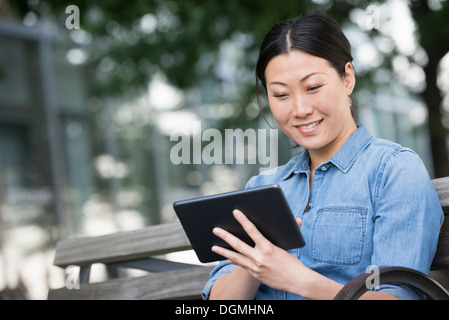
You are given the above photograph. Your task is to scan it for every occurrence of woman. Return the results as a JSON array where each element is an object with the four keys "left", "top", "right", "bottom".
[{"left": 201, "top": 12, "right": 443, "bottom": 300}]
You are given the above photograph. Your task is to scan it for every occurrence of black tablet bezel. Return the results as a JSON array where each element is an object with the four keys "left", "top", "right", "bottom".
[{"left": 173, "top": 184, "right": 305, "bottom": 263}]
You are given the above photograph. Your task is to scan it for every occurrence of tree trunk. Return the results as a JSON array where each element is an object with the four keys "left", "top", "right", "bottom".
[
  {"left": 422, "top": 47, "right": 449, "bottom": 178},
  {"left": 410, "top": 0, "right": 449, "bottom": 177}
]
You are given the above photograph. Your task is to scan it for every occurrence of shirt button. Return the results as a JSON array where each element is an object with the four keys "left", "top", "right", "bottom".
[{"left": 321, "top": 166, "right": 327, "bottom": 171}]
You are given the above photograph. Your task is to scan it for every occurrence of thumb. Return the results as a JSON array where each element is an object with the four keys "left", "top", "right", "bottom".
[{"left": 295, "top": 217, "right": 302, "bottom": 229}]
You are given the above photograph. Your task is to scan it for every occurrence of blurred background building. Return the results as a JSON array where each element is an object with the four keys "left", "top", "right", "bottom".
[{"left": 0, "top": 0, "right": 448, "bottom": 299}]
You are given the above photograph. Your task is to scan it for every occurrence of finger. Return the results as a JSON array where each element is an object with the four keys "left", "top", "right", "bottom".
[
  {"left": 213, "top": 227, "right": 254, "bottom": 257},
  {"left": 211, "top": 245, "right": 252, "bottom": 267},
  {"left": 233, "top": 209, "right": 268, "bottom": 245}
]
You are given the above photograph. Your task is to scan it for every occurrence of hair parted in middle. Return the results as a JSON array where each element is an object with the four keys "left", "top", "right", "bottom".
[{"left": 256, "top": 11, "right": 354, "bottom": 90}]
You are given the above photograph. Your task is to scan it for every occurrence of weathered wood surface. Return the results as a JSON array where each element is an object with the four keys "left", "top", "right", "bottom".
[
  {"left": 430, "top": 177, "right": 449, "bottom": 270},
  {"left": 431, "top": 232, "right": 449, "bottom": 271},
  {"left": 432, "top": 176, "right": 449, "bottom": 215},
  {"left": 47, "top": 265, "right": 214, "bottom": 300},
  {"left": 53, "top": 222, "right": 192, "bottom": 268}
]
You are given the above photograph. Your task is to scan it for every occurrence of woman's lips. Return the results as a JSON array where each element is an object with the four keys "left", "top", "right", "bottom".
[{"left": 295, "top": 119, "right": 323, "bottom": 135}]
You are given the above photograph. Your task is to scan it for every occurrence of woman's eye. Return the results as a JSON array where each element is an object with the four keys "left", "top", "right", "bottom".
[
  {"left": 307, "top": 85, "right": 323, "bottom": 92},
  {"left": 273, "top": 94, "right": 288, "bottom": 99}
]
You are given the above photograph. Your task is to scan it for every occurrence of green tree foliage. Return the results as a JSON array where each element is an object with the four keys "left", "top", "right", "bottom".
[{"left": 8, "top": 0, "right": 449, "bottom": 176}]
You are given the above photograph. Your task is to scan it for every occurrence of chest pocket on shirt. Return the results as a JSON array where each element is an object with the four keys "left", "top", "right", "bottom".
[{"left": 311, "top": 206, "right": 367, "bottom": 266}]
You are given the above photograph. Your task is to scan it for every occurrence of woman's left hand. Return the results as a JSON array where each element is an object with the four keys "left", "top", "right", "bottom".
[{"left": 211, "top": 209, "right": 307, "bottom": 294}]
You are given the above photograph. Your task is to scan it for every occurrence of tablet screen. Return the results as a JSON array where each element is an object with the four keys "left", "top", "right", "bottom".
[{"left": 173, "top": 184, "right": 305, "bottom": 263}]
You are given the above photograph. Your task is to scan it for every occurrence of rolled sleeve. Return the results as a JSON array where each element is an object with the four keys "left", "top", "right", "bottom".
[
  {"left": 371, "top": 150, "right": 443, "bottom": 299},
  {"left": 201, "top": 261, "right": 237, "bottom": 300}
]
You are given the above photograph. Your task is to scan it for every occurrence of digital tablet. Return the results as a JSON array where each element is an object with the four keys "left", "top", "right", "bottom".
[{"left": 173, "top": 184, "right": 305, "bottom": 263}]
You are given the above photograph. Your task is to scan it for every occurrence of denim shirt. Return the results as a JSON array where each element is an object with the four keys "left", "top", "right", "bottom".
[{"left": 201, "top": 125, "right": 444, "bottom": 300}]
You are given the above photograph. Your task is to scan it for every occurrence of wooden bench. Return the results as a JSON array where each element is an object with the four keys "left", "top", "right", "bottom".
[
  {"left": 47, "top": 222, "right": 215, "bottom": 299},
  {"left": 48, "top": 177, "right": 449, "bottom": 300}
]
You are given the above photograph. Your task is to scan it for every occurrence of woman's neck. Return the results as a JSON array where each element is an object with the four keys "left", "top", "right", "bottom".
[{"left": 308, "top": 122, "right": 357, "bottom": 174}]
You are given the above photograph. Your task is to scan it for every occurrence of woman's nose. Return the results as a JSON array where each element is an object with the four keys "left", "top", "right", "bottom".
[{"left": 292, "top": 95, "right": 313, "bottom": 118}]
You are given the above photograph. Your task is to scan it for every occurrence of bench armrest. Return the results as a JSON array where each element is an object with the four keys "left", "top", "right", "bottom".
[{"left": 334, "top": 266, "right": 449, "bottom": 300}]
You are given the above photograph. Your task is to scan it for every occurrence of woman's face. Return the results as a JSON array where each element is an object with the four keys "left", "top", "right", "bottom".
[{"left": 265, "top": 50, "right": 356, "bottom": 160}]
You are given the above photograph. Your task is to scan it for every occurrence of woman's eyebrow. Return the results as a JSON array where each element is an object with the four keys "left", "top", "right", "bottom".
[
  {"left": 268, "top": 72, "right": 324, "bottom": 87},
  {"left": 268, "top": 81, "right": 287, "bottom": 87},
  {"left": 300, "top": 72, "right": 323, "bottom": 83}
]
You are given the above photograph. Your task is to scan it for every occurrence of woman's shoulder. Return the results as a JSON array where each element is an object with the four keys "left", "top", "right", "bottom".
[
  {"left": 365, "top": 136, "right": 421, "bottom": 165},
  {"left": 367, "top": 137, "right": 431, "bottom": 188},
  {"left": 370, "top": 136, "right": 412, "bottom": 153}
]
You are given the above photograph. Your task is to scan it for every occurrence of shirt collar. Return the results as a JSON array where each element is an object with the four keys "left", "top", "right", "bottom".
[
  {"left": 329, "top": 124, "right": 373, "bottom": 173},
  {"left": 281, "top": 124, "right": 373, "bottom": 180}
]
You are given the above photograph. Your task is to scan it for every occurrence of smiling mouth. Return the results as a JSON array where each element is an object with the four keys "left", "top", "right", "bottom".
[{"left": 296, "top": 119, "right": 323, "bottom": 129}]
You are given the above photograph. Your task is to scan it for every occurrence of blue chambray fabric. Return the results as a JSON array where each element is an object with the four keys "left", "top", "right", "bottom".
[{"left": 202, "top": 125, "right": 444, "bottom": 300}]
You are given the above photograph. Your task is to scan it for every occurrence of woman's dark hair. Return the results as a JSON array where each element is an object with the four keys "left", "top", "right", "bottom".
[{"left": 256, "top": 11, "right": 353, "bottom": 90}]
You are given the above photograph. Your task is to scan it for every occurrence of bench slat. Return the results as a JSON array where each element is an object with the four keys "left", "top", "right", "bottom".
[
  {"left": 53, "top": 222, "right": 192, "bottom": 268},
  {"left": 47, "top": 266, "right": 214, "bottom": 300},
  {"left": 431, "top": 232, "right": 449, "bottom": 271},
  {"left": 432, "top": 177, "right": 449, "bottom": 215}
]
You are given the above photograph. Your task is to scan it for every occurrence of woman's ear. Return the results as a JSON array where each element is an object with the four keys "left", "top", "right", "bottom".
[{"left": 344, "top": 62, "right": 356, "bottom": 95}]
